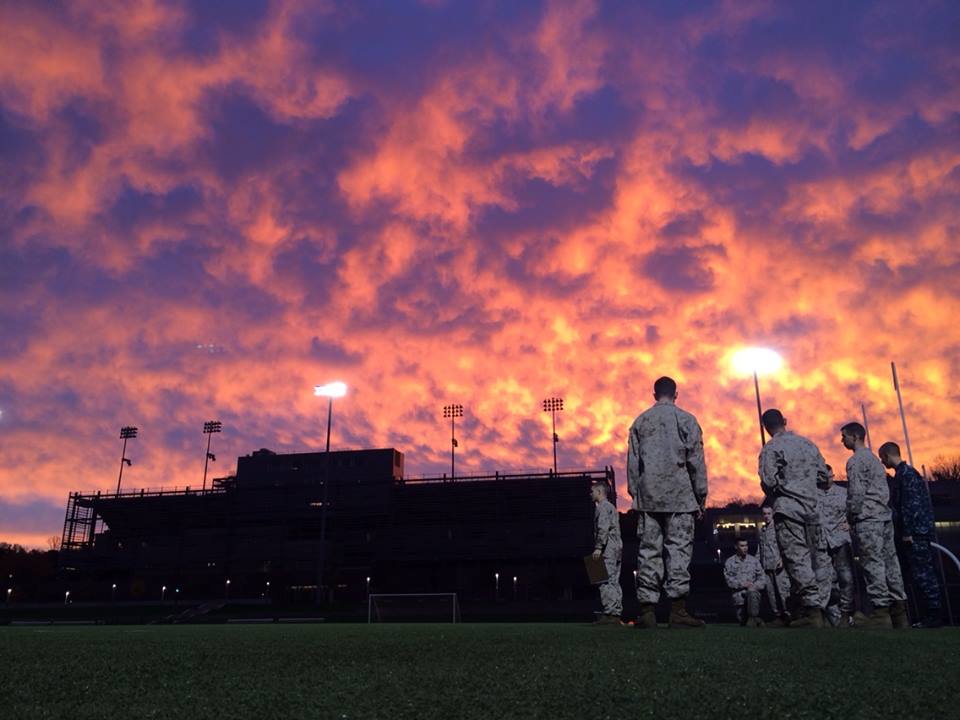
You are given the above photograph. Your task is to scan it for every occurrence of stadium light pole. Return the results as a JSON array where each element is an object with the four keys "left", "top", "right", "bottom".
[
  {"left": 494, "top": 572, "right": 499, "bottom": 601},
  {"left": 731, "top": 348, "right": 783, "bottom": 448},
  {"left": 111, "top": 583, "right": 116, "bottom": 603},
  {"left": 202, "top": 420, "right": 222, "bottom": 492},
  {"left": 443, "top": 405, "right": 463, "bottom": 479},
  {"left": 225, "top": 578, "right": 231, "bottom": 601},
  {"left": 542, "top": 398, "right": 564, "bottom": 473},
  {"left": 64, "top": 590, "right": 70, "bottom": 605},
  {"left": 161, "top": 585, "right": 167, "bottom": 602},
  {"left": 314, "top": 381, "right": 348, "bottom": 605},
  {"left": 116, "top": 426, "right": 138, "bottom": 495},
  {"left": 513, "top": 575, "right": 517, "bottom": 601}
]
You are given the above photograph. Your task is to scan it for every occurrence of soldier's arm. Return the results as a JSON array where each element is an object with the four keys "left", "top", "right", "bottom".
[
  {"left": 758, "top": 446, "right": 778, "bottom": 493},
  {"left": 902, "top": 469, "right": 928, "bottom": 537},
  {"left": 686, "top": 418, "right": 709, "bottom": 510},
  {"left": 722, "top": 559, "right": 740, "bottom": 589},
  {"left": 594, "top": 505, "right": 612, "bottom": 551},
  {"left": 626, "top": 426, "right": 642, "bottom": 500},
  {"left": 846, "top": 457, "right": 864, "bottom": 517},
  {"left": 814, "top": 446, "right": 830, "bottom": 485}
]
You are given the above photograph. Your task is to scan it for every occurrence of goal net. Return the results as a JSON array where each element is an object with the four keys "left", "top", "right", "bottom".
[{"left": 367, "top": 593, "right": 460, "bottom": 623}]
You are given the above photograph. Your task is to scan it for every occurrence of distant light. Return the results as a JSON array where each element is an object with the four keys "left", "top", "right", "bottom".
[
  {"left": 731, "top": 347, "right": 783, "bottom": 376},
  {"left": 314, "top": 382, "right": 347, "bottom": 398}
]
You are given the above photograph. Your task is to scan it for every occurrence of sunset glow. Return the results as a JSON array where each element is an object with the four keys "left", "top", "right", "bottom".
[{"left": 2, "top": 1, "right": 959, "bottom": 548}]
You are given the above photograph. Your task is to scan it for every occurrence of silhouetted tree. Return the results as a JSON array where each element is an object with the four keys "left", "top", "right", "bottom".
[{"left": 931, "top": 456, "right": 960, "bottom": 483}]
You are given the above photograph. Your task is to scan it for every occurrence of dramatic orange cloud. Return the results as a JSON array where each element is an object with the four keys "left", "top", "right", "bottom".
[{"left": 2, "top": 0, "right": 958, "bottom": 548}]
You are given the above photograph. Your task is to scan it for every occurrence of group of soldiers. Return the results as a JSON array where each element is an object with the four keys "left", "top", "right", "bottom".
[{"left": 589, "top": 376, "right": 944, "bottom": 629}]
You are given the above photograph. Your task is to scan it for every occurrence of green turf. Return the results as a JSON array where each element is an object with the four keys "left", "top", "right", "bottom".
[{"left": 1, "top": 623, "right": 957, "bottom": 719}]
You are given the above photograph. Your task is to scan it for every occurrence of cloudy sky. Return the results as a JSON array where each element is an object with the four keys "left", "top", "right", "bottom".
[{"left": 2, "top": 0, "right": 959, "bottom": 547}]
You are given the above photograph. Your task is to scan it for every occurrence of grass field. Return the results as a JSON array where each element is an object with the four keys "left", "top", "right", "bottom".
[{"left": 2, "top": 623, "right": 958, "bottom": 719}]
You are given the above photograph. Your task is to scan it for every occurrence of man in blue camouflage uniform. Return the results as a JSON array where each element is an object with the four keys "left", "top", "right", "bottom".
[
  {"left": 879, "top": 442, "right": 943, "bottom": 629},
  {"left": 841, "top": 423, "right": 908, "bottom": 629}
]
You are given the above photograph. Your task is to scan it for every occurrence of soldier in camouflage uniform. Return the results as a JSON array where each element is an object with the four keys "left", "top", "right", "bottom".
[
  {"left": 724, "top": 538, "right": 765, "bottom": 626},
  {"left": 879, "top": 442, "right": 942, "bottom": 629},
  {"left": 759, "top": 505, "right": 792, "bottom": 623},
  {"left": 817, "top": 466, "right": 856, "bottom": 626},
  {"left": 591, "top": 481, "right": 623, "bottom": 624},
  {"left": 758, "top": 409, "right": 828, "bottom": 628},
  {"left": 841, "top": 423, "right": 907, "bottom": 629},
  {"left": 627, "top": 376, "right": 708, "bottom": 629}
]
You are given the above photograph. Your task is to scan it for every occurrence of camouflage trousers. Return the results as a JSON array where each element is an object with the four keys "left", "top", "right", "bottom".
[
  {"left": 825, "top": 543, "right": 856, "bottom": 613},
  {"left": 734, "top": 589, "right": 762, "bottom": 625},
  {"left": 904, "top": 538, "right": 942, "bottom": 610},
  {"left": 635, "top": 511, "right": 695, "bottom": 604},
  {"left": 774, "top": 514, "right": 820, "bottom": 608},
  {"left": 599, "top": 545, "right": 623, "bottom": 616},
  {"left": 764, "top": 568, "right": 791, "bottom": 615},
  {"left": 813, "top": 540, "right": 833, "bottom": 610},
  {"left": 854, "top": 519, "right": 906, "bottom": 608}
]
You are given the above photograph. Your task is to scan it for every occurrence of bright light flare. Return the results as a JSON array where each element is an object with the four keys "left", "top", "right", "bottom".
[
  {"left": 314, "top": 381, "right": 348, "bottom": 398},
  {"left": 731, "top": 347, "right": 783, "bottom": 376}
]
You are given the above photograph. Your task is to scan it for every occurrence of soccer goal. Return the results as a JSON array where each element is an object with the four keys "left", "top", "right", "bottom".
[{"left": 367, "top": 593, "right": 460, "bottom": 623}]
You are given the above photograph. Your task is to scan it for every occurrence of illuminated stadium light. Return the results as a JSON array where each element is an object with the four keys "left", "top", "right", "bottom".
[
  {"left": 202, "top": 420, "right": 223, "bottom": 492},
  {"left": 115, "top": 426, "right": 139, "bottom": 495},
  {"left": 542, "top": 398, "right": 564, "bottom": 473},
  {"left": 314, "top": 381, "right": 348, "bottom": 398},
  {"left": 731, "top": 347, "right": 783, "bottom": 376},
  {"left": 443, "top": 404, "right": 464, "bottom": 479}
]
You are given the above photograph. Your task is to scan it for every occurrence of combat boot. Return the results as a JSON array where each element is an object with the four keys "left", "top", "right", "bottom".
[
  {"left": 765, "top": 616, "right": 787, "bottom": 628},
  {"left": 635, "top": 603, "right": 657, "bottom": 629},
  {"left": 668, "top": 597, "right": 705, "bottom": 629},
  {"left": 857, "top": 606, "right": 893, "bottom": 629},
  {"left": 787, "top": 606, "right": 823, "bottom": 629},
  {"left": 890, "top": 600, "right": 911, "bottom": 630},
  {"left": 837, "top": 612, "right": 853, "bottom": 628},
  {"left": 912, "top": 612, "right": 943, "bottom": 629}
]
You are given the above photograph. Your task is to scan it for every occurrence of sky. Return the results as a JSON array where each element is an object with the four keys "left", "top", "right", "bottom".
[{"left": 2, "top": 0, "right": 959, "bottom": 548}]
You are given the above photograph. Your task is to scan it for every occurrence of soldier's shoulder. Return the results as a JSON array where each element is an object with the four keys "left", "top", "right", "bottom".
[{"left": 675, "top": 405, "right": 701, "bottom": 426}]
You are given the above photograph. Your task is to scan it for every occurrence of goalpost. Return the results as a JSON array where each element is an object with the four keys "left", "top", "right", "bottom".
[{"left": 367, "top": 593, "right": 460, "bottom": 623}]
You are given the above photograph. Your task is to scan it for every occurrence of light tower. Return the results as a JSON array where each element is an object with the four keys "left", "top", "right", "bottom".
[
  {"left": 202, "top": 420, "right": 222, "bottom": 491},
  {"left": 542, "top": 398, "right": 564, "bottom": 473},
  {"left": 116, "top": 426, "right": 138, "bottom": 495},
  {"left": 313, "top": 381, "right": 348, "bottom": 605},
  {"left": 443, "top": 404, "right": 463, "bottom": 479}
]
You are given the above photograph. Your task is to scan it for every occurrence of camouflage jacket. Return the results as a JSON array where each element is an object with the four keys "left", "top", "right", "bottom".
[
  {"left": 846, "top": 448, "right": 891, "bottom": 522},
  {"left": 723, "top": 552, "right": 764, "bottom": 603},
  {"left": 593, "top": 498, "right": 622, "bottom": 551},
  {"left": 758, "top": 522, "right": 782, "bottom": 571},
  {"left": 626, "top": 399, "right": 708, "bottom": 513},
  {"left": 758, "top": 430, "right": 829, "bottom": 523},
  {"left": 818, "top": 483, "right": 851, "bottom": 549},
  {"left": 892, "top": 462, "right": 934, "bottom": 538}
]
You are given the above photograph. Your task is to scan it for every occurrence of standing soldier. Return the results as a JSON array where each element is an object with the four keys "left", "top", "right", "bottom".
[
  {"left": 841, "top": 423, "right": 907, "bottom": 629},
  {"left": 724, "top": 539, "right": 765, "bottom": 626},
  {"left": 758, "top": 409, "right": 828, "bottom": 628},
  {"left": 627, "top": 376, "right": 708, "bottom": 629},
  {"left": 591, "top": 480, "right": 623, "bottom": 625},
  {"left": 817, "top": 466, "right": 856, "bottom": 626},
  {"left": 759, "top": 505, "right": 792, "bottom": 625},
  {"left": 878, "top": 442, "right": 942, "bottom": 629}
]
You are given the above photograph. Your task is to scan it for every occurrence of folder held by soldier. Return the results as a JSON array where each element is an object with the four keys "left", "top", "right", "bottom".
[{"left": 583, "top": 554, "right": 609, "bottom": 585}]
